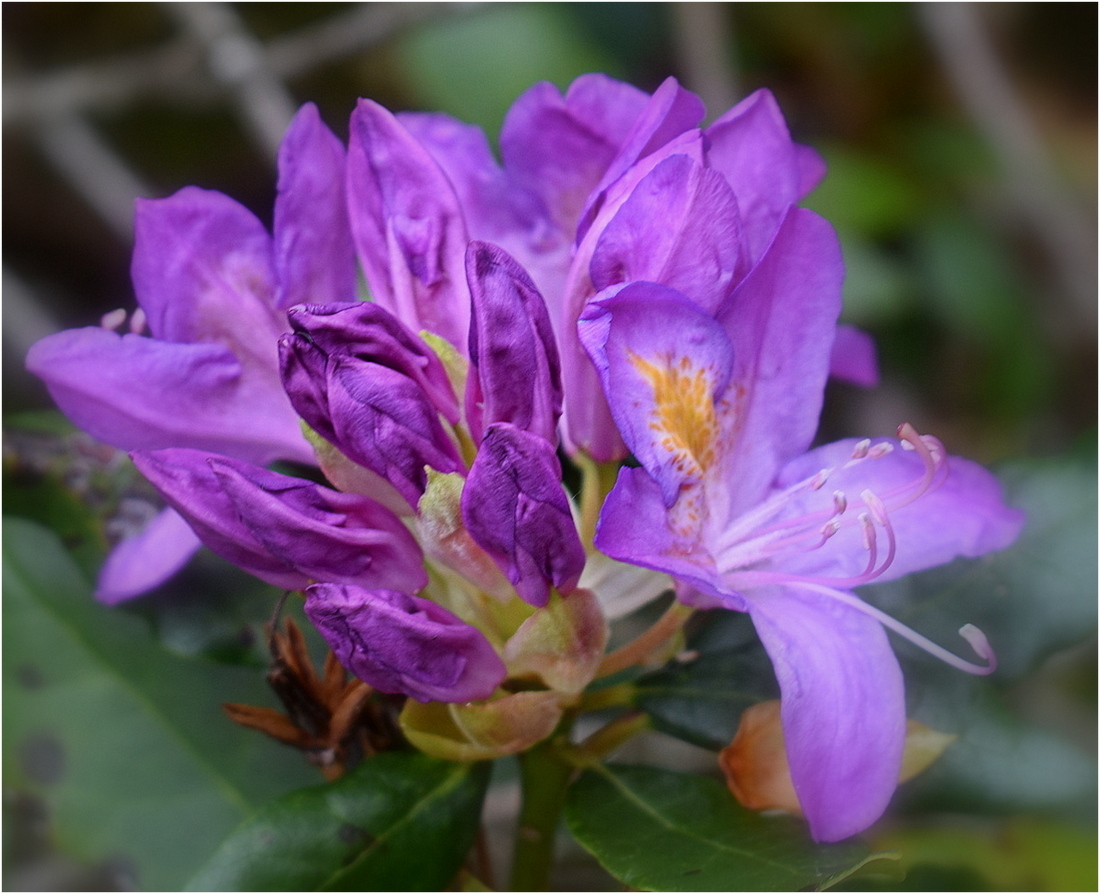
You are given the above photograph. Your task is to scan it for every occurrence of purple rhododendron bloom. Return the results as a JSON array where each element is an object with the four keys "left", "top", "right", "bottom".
[
  {"left": 578, "top": 207, "right": 1024, "bottom": 841},
  {"left": 23, "top": 71, "right": 1024, "bottom": 832}
]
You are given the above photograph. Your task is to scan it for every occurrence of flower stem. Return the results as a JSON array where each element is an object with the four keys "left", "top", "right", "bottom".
[
  {"left": 575, "top": 452, "right": 618, "bottom": 549},
  {"left": 576, "top": 711, "right": 651, "bottom": 761},
  {"left": 596, "top": 600, "right": 694, "bottom": 678},
  {"left": 509, "top": 740, "right": 574, "bottom": 892}
]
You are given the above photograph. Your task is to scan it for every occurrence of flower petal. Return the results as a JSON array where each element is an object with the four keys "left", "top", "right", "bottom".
[
  {"left": 714, "top": 206, "right": 844, "bottom": 514},
  {"left": 590, "top": 153, "right": 748, "bottom": 313},
  {"left": 26, "top": 327, "right": 309, "bottom": 465},
  {"left": 95, "top": 508, "right": 201, "bottom": 605},
  {"left": 347, "top": 98, "right": 470, "bottom": 349},
  {"left": 746, "top": 586, "right": 906, "bottom": 841},
  {"left": 829, "top": 325, "right": 879, "bottom": 388},
  {"left": 131, "top": 187, "right": 284, "bottom": 373},
  {"left": 462, "top": 424, "right": 584, "bottom": 607},
  {"left": 465, "top": 242, "right": 562, "bottom": 444},
  {"left": 705, "top": 89, "right": 827, "bottom": 261},
  {"left": 274, "top": 103, "right": 357, "bottom": 308},
  {"left": 305, "top": 584, "right": 506, "bottom": 703},
  {"left": 500, "top": 74, "right": 648, "bottom": 238},
  {"left": 400, "top": 111, "right": 547, "bottom": 250},
  {"left": 594, "top": 466, "right": 736, "bottom": 609},
  {"left": 326, "top": 356, "right": 465, "bottom": 505},
  {"left": 773, "top": 437, "right": 1025, "bottom": 584},
  {"left": 577, "top": 76, "right": 706, "bottom": 241},
  {"left": 558, "top": 128, "right": 706, "bottom": 462},
  {"left": 579, "top": 282, "right": 733, "bottom": 505}
]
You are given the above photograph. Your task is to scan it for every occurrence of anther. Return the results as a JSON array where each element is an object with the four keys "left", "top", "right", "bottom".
[
  {"left": 858, "top": 512, "right": 875, "bottom": 551},
  {"left": 832, "top": 491, "right": 847, "bottom": 515},
  {"left": 810, "top": 469, "right": 829, "bottom": 490},
  {"left": 869, "top": 442, "right": 894, "bottom": 459},
  {"left": 130, "top": 307, "right": 148, "bottom": 335},
  {"left": 851, "top": 439, "right": 871, "bottom": 459},
  {"left": 959, "top": 624, "right": 997, "bottom": 674},
  {"left": 861, "top": 489, "right": 888, "bottom": 526},
  {"left": 101, "top": 308, "right": 127, "bottom": 331},
  {"left": 820, "top": 519, "right": 841, "bottom": 539}
]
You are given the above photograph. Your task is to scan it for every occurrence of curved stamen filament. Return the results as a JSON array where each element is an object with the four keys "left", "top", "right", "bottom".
[
  {"left": 785, "top": 582, "right": 997, "bottom": 675},
  {"left": 715, "top": 427, "right": 947, "bottom": 572}
]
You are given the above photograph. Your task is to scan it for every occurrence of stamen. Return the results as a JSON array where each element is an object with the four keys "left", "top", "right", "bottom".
[
  {"left": 861, "top": 490, "right": 897, "bottom": 577},
  {"left": 101, "top": 308, "right": 127, "bottom": 330},
  {"left": 857, "top": 512, "right": 879, "bottom": 580},
  {"left": 810, "top": 469, "right": 829, "bottom": 490},
  {"left": 832, "top": 490, "right": 847, "bottom": 515},
  {"left": 869, "top": 442, "right": 894, "bottom": 459},
  {"left": 130, "top": 307, "right": 148, "bottom": 335},
  {"left": 959, "top": 624, "right": 997, "bottom": 673},
  {"left": 851, "top": 439, "right": 871, "bottom": 459},
  {"left": 861, "top": 489, "right": 887, "bottom": 526},
  {"left": 776, "top": 581, "right": 998, "bottom": 675}
]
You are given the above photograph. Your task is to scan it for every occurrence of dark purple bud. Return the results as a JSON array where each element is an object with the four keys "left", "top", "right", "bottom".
[
  {"left": 304, "top": 583, "right": 506, "bottom": 703},
  {"left": 461, "top": 424, "right": 585, "bottom": 607},
  {"left": 465, "top": 242, "right": 562, "bottom": 445},
  {"left": 286, "top": 302, "right": 458, "bottom": 423},
  {"left": 278, "top": 303, "right": 465, "bottom": 506},
  {"left": 323, "top": 356, "right": 464, "bottom": 505},
  {"left": 131, "top": 448, "right": 426, "bottom": 593}
]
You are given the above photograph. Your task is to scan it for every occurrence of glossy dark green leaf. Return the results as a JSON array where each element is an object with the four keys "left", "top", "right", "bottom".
[
  {"left": 2, "top": 517, "right": 317, "bottom": 890},
  {"left": 632, "top": 610, "right": 777, "bottom": 750},
  {"left": 565, "top": 763, "right": 887, "bottom": 892},
  {"left": 187, "top": 752, "right": 490, "bottom": 892}
]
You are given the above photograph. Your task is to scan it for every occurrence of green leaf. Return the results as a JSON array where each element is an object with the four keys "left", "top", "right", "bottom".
[
  {"left": 633, "top": 611, "right": 777, "bottom": 750},
  {"left": 2, "top": 517, "right": 317, "bottom": 890},
  {"left": 566, "top": 763, "right": 885, "bottom": 891},
  {"left": 187, "top": 752, "right": 490, "bottom": 892}
]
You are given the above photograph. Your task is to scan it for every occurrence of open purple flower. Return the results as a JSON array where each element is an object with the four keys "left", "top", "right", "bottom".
[
  {"left": 579, "top": 207, "right": 1024, "bottom": 841},
  {"left": 25, "top": 102, "right": 353, "bottom": 601}
]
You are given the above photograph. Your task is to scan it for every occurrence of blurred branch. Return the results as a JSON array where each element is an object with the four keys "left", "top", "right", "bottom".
[
  {"left": 670, "top": 4, "right": 740, "bottom": 116},
  {"left": 919, "top": 3, "right": 1097, "bottom": 334},
  {"left": 264, "top": 2, "right": 469, "bottom": 77},
  {"left": 33, "top": 112, "right": 154, "bottom": 240},
  {"left": 167, "top": 2, "right": 299, "bottom": 158},
  {"left": 2, "top": 3, "right": 477, "bottom": 126}
]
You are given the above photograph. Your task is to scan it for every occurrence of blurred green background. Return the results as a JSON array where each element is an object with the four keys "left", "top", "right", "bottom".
[{"left": 3, "top": 3, "right": 1096, "bottom": 890}]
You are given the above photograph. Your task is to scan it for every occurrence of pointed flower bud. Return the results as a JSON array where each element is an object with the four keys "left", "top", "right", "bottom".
[
  {"left": 461, "top": 423, "right": 585, "bottom": 607},
  {"left": 131, "top": 448, "right": 426, "bottom": 593},
  {"left": 464, "top": 242, "right": 562, "bottom": 445},
  {"left": 304, "top": 583, "right": 506, "bottom": 703},
  {"left": 279, "top": 303, "right": 464, "bottom": 506}
]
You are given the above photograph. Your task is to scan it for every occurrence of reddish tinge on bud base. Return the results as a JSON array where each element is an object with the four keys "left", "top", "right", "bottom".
[{"left": 720, "top": 700, "right": 957, "bottom": 819}]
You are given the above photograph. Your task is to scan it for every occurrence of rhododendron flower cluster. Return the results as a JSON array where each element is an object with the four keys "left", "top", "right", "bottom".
[{"left": 26, "top": 74, "right": 1023, "bottom": 843}]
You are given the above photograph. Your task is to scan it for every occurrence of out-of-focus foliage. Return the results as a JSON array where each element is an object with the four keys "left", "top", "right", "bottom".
[{"left": 4, "top": 3, "right": 1095, "bottom": 891}]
